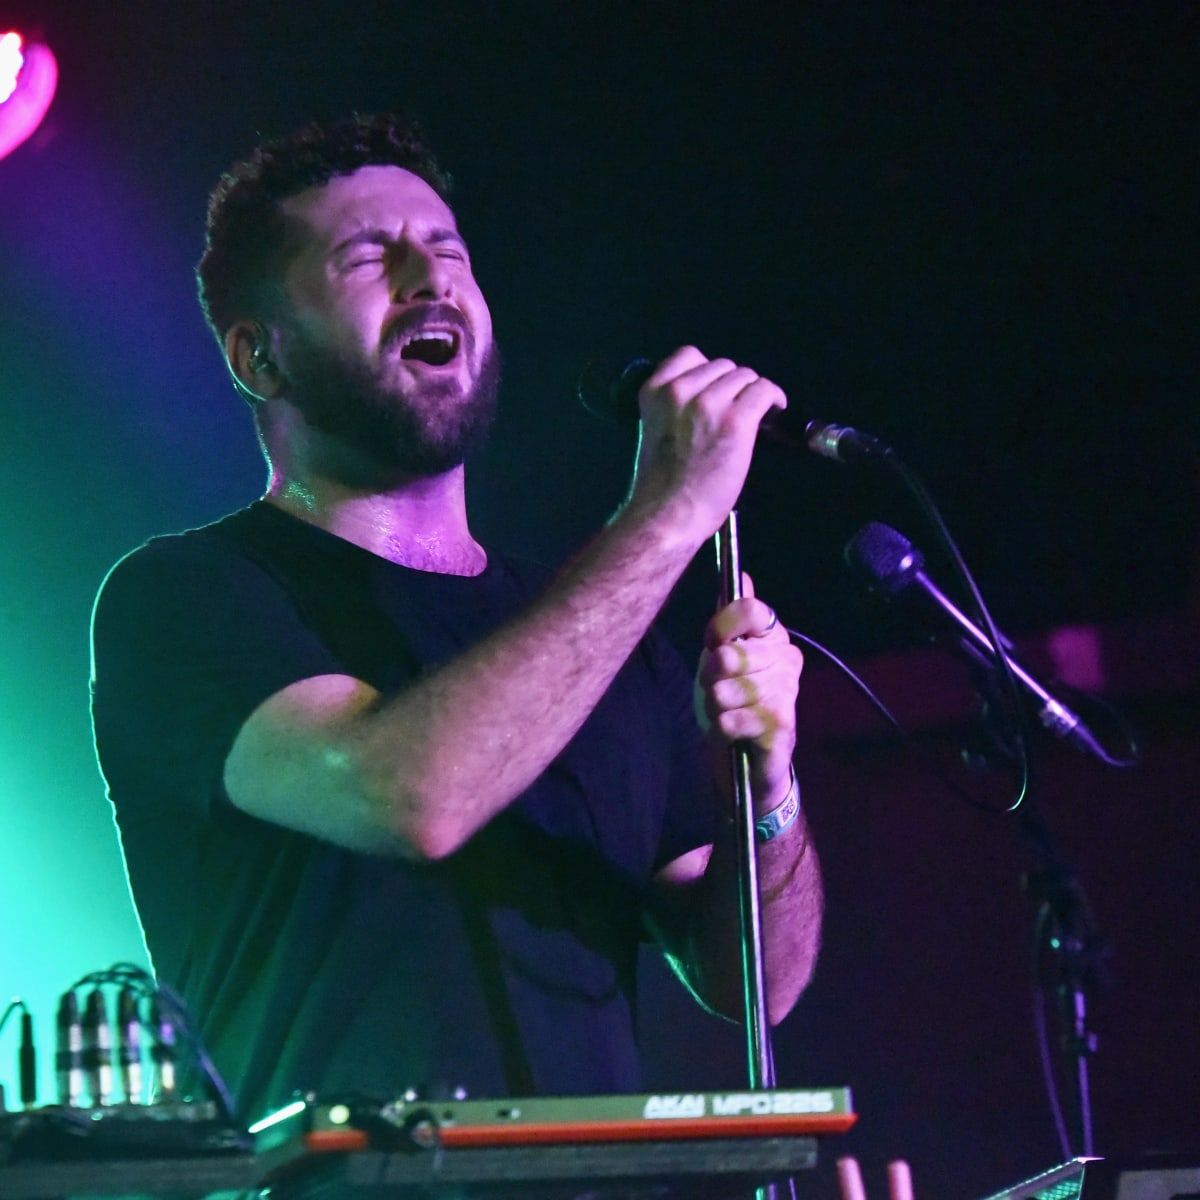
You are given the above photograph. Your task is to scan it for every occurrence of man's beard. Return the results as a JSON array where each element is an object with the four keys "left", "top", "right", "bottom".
[{"left": 279, "top": 325, "right": 501, "bottom": 486}]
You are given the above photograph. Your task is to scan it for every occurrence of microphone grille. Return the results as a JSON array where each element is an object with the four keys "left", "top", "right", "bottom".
[{"left": 844, "top": 522, "right": 925, "bottom": 599}]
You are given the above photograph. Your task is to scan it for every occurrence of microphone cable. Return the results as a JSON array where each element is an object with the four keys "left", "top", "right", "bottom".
[{"left": 784, "top": 625, "right": 1029, "bottom": 817}]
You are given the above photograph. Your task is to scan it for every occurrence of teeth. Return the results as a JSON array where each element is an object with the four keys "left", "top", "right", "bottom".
[
  {"left": 398, "top": 326, "right": 460, "bottom": 366},
  {"left": 402, "top": 329, "right": 456, "bottom": 348}
]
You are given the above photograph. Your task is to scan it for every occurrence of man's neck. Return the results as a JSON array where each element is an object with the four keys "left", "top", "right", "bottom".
[{"left": 264, "top": 466, "right": 487, "bottom": 576}]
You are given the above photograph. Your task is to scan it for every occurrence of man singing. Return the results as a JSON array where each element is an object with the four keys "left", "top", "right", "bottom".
[{"left": 90, "top": 113, "right": 822, "bottom": 1122}]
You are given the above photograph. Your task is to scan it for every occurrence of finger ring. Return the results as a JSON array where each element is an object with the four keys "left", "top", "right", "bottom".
[{"left": 764, "top": 608, "right": 778, "bottom": 632}]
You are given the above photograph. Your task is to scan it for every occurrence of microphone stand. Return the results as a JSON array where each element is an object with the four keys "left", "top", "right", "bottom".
[
  {"left": 810, "top": 417, "right": 1122, "bottom": 1162},
  {"left": 1023, "top": 831, "right": 1101, "bottom": 1159},
  {"left": 716, "top": 511, "right": 783, "bottom": 1200},
  {"left": 969, "top": 672, "right": 1105, "bottom": 1159}
]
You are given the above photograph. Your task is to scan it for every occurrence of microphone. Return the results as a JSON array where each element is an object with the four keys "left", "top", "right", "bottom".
[
  {"left": 845, "top": 522, "right": 1108, "bottom": 759},
  {"left": 19, "top": 1011, "right": 36, "bottom": 1108},
  {"left": 82, "top": 988, "right": 114, "bottom": 1107},
  {"left": 55, "top": 990, "right": 83, "bottom": 1106},
  {"left": 149, "top": 995, "right": 177, "bottom": 1099},
  {"left": 117, "top": 987, "right": 143, "bottom": 1104},
  {"left": 577, "top": 357, "right": 893, "bottom": 466}
]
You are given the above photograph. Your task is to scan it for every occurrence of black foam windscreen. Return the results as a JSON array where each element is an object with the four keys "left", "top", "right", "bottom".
[{"left": 576, "top": 357, "right": 655, "bottom": 425}]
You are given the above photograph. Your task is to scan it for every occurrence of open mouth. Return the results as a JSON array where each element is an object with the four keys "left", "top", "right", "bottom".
[{"left": 397, "top": 328, "right": 461, "bottom": 367}]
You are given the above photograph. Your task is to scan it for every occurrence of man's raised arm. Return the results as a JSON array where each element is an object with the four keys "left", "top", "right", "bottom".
[{"left": 224, "top": 347, "right": 787, "bottom": 861}]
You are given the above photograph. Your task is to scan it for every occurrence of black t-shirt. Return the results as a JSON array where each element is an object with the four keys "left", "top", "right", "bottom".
[{"left": 90, "top": 502, "right": 717, "bottom": 1121}]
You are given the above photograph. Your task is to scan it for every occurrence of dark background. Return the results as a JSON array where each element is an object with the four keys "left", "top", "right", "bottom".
[{"left": 0, "top": 4, "right": 1196, "bottom": 1197}]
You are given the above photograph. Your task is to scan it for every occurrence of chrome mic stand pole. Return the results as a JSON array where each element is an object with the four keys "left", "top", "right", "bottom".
[{"left": 716, "top": 510, "right": 782, "bottom": 1200}]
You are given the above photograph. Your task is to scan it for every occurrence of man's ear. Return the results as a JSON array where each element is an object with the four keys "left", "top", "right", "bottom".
[{"left": 225, "top": 320, "right": 284, "bottom": 402}]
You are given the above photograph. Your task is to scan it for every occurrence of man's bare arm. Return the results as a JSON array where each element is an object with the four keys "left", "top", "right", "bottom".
[
  {"left": 226, "top": 502, "right": 699, "bottom": 859},
  {"left": 224, "top": 347, "right": 787, "bottom": 860},
  {"left": 650, "top": 814, "right": 823, "bottom": 1026}
]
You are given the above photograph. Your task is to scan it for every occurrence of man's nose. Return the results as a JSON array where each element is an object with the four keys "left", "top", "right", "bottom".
[{"left": 389, "top": 242, "right": 451, "bottom": 304}]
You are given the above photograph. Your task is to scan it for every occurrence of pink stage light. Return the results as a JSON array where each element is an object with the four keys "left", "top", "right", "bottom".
[
  {"left": 1, "top": 32, "right": 26, "bottom": 101},
  {"left": 0, "top": 31, "right": 58, "bottom": 163}
]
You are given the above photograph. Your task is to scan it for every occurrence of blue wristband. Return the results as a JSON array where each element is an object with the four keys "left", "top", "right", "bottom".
[{"left": 754, "top": 770, "right": 801, "bottom": 842}]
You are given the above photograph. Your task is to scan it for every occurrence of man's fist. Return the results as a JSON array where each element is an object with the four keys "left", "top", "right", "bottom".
[
  {"left": 695, "top": 573, "right": 803, "bottom": 813},
  {"left": 626, "top": 347, "right": 786, "bottom": 547}
]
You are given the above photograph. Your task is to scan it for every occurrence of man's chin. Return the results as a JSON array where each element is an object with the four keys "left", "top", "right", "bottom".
[
  {"left": 283, "top": 336, "right": 501, "bottom": 487},
  {"left": 308, "top": 389, "right": 494, "bottom": 483}
]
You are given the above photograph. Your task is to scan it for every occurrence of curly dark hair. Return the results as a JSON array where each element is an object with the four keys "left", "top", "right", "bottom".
[{"left": 196, "top": 113, "right": 452, "bottom": 345}]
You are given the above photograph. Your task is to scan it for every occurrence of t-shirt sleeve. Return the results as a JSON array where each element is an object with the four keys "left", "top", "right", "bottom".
[
  {"left": 642, "top": 627, "right": 722, "bottom": 871},
  {"left": 91, "top": 532, "right": 345, "bottom": 821}
]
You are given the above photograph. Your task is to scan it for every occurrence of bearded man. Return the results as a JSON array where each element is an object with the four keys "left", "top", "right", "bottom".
[{"left": 90, "top": 114, "right": 822, "bottom": 1123}]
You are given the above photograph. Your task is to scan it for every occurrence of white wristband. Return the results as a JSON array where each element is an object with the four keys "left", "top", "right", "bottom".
[{"left": 754, "top": 770, "right": 801, "bottom": 842}]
